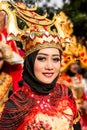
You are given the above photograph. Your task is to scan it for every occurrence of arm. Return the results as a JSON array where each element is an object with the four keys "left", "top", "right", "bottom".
[{"left": 68, "top": 88, "right": 81, "bottom": 130}]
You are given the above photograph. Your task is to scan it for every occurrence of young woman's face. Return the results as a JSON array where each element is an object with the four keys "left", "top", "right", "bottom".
[
  {"left": 0, "top": 51, "right": 4, "bottom": 70},
  {"left": 34, "top": 48, "right": 61, "bottom": 84}
]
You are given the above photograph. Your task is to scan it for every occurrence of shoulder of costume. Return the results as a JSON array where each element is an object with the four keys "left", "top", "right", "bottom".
[{"left": 56, "top": 82, "right": 70, "bottom": 96}]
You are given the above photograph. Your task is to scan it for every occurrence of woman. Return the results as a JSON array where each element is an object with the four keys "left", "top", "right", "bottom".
[
  {"left": 58, "top": 43, "right": 87, "bottom": 130},
  {"left": 59, "top": 60, "right": 84, "bottom": 100},
  {"left": 0, "top": 32, "right": 79, "bottom": 130},
  {"left": 0, "top": 50, "right": 12, "bottom": 117},
  {"left": 58, "top": 60, "right": 82, "bottom": 130}
]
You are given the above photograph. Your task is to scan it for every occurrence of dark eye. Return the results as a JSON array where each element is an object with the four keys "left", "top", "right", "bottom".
[
  {"left": 53, "top": 58, "right": 60, "bottom": 62},
  {"left": 37, "top": 56, "right": 46, "bottom": 61}
]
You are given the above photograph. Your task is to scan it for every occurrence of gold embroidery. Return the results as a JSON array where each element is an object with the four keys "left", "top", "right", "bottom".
[
  {"left": 73, "top": 112, "right": 80, "bottom": 124},
  {"left": 0, "top": 72, "right": 12, "bottom": 113}
]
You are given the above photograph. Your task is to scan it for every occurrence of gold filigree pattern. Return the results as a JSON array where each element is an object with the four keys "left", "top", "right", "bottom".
[{"left": 0, "top": 72, "right": 12, "bottom": 113}]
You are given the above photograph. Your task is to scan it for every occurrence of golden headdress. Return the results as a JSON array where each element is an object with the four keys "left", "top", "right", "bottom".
[
  {"left": 25, "top": 31, "right": 67, "bottom": 57},
  {"left": 0, "top": 1, "right": 71, "bottom": 57},
  {"left": 24, "top": 10, "right": 75, "bottom": 57},
  {"left": 53, "top": 11, "right": 73, "bottom": 39},
  {"left": 61, "top": 43, "right": 87, "bottom": 72}
]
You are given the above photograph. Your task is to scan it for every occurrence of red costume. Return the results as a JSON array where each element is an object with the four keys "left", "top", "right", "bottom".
[
  {"left": 58, "top": 43, "right": 87, "bottom": 130},
  {"left": 0, "top": 82, "right": 78, "bottom": 130},
  {"left": 1, "top": 28, "right": 24, "bottom": 91}
]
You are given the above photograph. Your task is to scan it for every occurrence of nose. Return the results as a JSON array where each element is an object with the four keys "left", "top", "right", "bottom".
[{"left": 45, "top": 60, "right": 53, "bottom": 70}]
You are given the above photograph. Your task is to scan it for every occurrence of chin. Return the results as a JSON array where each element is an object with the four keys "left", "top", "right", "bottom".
[{"left": 41, "top": 80, "right": 54, "bottom": 84}]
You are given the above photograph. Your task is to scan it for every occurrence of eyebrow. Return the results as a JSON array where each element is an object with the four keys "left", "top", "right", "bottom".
[{"left": 37, "top": 53, "right": 60, "bottom": 56}]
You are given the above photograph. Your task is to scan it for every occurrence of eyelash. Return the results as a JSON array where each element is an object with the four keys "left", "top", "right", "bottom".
[
  {"left": 37, "top": 57, "right": 60, "bottom": 62},
  {"left": 37, "top": 57, "right": 45, "bottom": 61},
  {"left": 53, "top": 58, "right": 60, "bottom": 62}
]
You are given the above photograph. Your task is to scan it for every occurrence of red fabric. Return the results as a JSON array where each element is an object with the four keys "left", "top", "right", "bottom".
[
  {"left": 0, "top": 83, "right": 77, "bottom": 130},
  {"left": 4, "top": 62, "right": 23, "bottom": 92},
  {"left": 0, "top": 34, "right": 2, "bottom": 41},
  {"left": 18, "top": 49, "right": 25, "bottom": 57},
  {"left": 81, "top": 114, "right": 87, "bottom": 128},
  {"left": 1, "top": 28, "right": 8, "bottom": 38},
  {"left": 7, "top": 40, "right": 19, "bottom": 54},
  {"left": 59, "top": 73, "right": 87, "bottom": 130}
]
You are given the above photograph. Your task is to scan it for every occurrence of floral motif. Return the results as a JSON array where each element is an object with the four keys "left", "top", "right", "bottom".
[{"left": 26, "top": 120, "right": 52, "bottom": 130}]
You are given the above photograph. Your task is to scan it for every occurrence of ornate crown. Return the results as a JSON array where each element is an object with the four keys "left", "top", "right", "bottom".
[
  {"left": 25, "top": 31, "right": 67, "bottom": 57},
  {"left": 53, "top": 11, "right": 73, "bottom": 39},
  {"left": 60, "top": 43, "right": 87, "bottom": 72},
  {"left": 0, "top": 1, "right": 71, "bottom": 56}
]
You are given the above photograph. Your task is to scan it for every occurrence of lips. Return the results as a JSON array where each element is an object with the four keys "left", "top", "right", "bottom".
[{"left": 43, "top": 72, "right": 54, "bottom": 77}]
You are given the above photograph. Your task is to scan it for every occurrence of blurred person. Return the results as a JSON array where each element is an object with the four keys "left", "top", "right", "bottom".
[
  {"left": 81, "top": 69, "right": 87, "bottom": 96},
  {"left": 59, "top": 60, "right": 84, "bottom": 101},
  {"left": 0, "top": 8, "right": 24, "bottom": 92},
  {"left": 58, "top": 43, "right": 87, "bottom": 130},
  {"left": 79, "top": 69, "right": 87, "bottom": 130},
  {"left": 0, "top": 28, "right": 23, "bottom": 92}
]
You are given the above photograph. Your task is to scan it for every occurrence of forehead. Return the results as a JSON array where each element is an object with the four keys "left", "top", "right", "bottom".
[
  {"left": 71, "top": 61, "right": 79, "bottom": 66},
  {"left": 38, "top": 48, "right": 60, "bottom": 55}
]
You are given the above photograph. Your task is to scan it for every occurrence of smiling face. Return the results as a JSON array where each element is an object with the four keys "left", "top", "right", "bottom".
[{"left": 34, "top": 48, "right": 61, "bottom": 84}]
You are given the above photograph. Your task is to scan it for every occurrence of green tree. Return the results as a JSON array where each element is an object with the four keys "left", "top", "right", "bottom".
[{"left": 62, "top": 0, "right": 87, "bottom": 39}]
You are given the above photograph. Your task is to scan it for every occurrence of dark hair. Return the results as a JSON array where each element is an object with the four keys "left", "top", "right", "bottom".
[{"left": 16, "top": 41, "right": 23, "bottom": 50}]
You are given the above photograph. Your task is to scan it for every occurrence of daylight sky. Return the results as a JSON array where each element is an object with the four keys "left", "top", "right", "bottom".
[{"left": 37, "top": 0, "right": 69, "bottom": 9}]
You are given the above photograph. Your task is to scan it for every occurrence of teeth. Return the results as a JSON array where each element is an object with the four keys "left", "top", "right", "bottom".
[
  {"left": 46, "top": 74, "right": 52, "bottom": 76},
  {"left": 44, "top": 73, "right": 53, "bottom": 77}
]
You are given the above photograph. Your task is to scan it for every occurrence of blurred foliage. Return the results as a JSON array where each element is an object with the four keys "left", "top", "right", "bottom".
[
  {"left": 62, "top": 0, "right": 87, "bottom": 40},
  {"left": 14, "top": 0, "right": 87, "bottom": 40}
]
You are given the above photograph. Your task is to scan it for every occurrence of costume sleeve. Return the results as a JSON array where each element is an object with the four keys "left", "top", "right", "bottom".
[
  {"left": 68, "top": 88, "right": 78, "bottom": 117},
  {"left": 0, "top": 88, "right": 35, "bottom": 130},
  {"left": 68, "top": 88, "right": 81, "bottom": 129}
]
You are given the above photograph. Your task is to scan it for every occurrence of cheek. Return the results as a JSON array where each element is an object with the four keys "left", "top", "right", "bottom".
[
  {"left": 55, "top": 63, "right": 61, "bottom": 71},
  {"left": 70, "top": 66, "right": 76, "bottom": 71},
  {"left": 34, "top": 61, "right": 43, "bottom": 76},
  {"left": 55, "top": 64, "right": 61, "bottom": 77},
  {"left": 35, "top": 65, "right": 41, "bottom": 72},
  {"left": 34, "top": 61, "right": 42, "bottom": 70}
]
